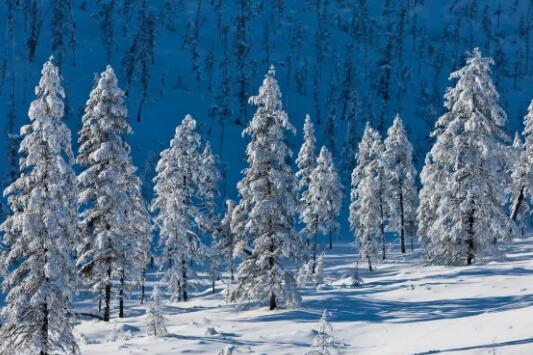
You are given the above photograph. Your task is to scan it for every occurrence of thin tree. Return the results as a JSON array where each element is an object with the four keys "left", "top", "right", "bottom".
[{"left": 383, "top": 114, "right": 418, "bottom": 253}]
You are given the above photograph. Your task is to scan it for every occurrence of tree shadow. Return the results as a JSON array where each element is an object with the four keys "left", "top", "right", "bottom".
[{"left": 415, "top": 337, "right": 533, "bottom": 354}]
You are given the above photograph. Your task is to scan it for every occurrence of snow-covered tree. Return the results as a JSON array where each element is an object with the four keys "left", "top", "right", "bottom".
[
  {"left": 145, "top": 285, "right": 167, "bottom": 337},
  {"left": 418, "top": 48, "right": 511, "bottom": 265},
  {"left": 302, "top": 147, "right": 343, "bottom": 274},
  {"left": 296, "top": 114, "right": 317, "bottom": 192},
  {"left": 228, "top": 66, "right": 300, "bottom": 310},
  {"left": 510, "top": 132, "right": 530, "bottom": 237},
  {"left": 511, "top": 99, "right": 533, "bottom": 226},
  {"left": 306, "top": 309, "right": 337, "bottom": 355},
  {"left": 77, "top": 65, "right": 147, "bottom": 321},
  {"left": 383, "top": 115, "right": 418, "bottom": 253},
  {"left": 215, "top": 199, "right": 237, "bottom": 282},
  {"left": 0, "top": 58, "right": 79, "bottom": 354},
  {"left": 349, "top": 123, "right": 387, "bottom": 270},
  {"left": 152, "top": 115, "right": 218, "bottom": 302}
]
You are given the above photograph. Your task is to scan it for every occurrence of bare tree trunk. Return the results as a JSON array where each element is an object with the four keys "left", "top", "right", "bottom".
[
  {"left": 40, "top": 299, "right": 48, "bottom": 355},
  {"left": 269, "top": 291, "right": 277, "bottom": 310},
  {"left": 466, "top": 210, "right": 475, "bottom": 265},
  {"left": 399, "top": 182, "right": 406, "bottom": 253},
  {"left": 104, "top": 264, "right": 112, "bottom": 322},
  {"left": 329, "top": 230, "right": 333, "bottom": 249},
  {"left": 367, "top": 256, "right": 373, "bottom": 272},
  {"left": 119, "top": 270, "right": 124, "bottom": 318},
  {"left": 212, "top": 280, "right": 216, "bottom": 294},
  {"left": 380, "top": 197, "right": 386, "bottom": 260},
  {"left": 182, "top": 257, "right": 188, "bottom": 301},
  {"left": 140, "top": 267, "right": 146, "bottom": 304},
  {"left": 312, "top": 232, "right": 318, "bottom": 273}
]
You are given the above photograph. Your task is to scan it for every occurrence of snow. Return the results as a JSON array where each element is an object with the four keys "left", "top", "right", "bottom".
[{"left": 74, "top": 237, "right": 533, "bottom": 354}]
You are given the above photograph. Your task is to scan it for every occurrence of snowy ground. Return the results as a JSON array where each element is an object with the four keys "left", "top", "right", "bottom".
[{"left": 75, "top": 237, "right": 533, "bottom": 354}]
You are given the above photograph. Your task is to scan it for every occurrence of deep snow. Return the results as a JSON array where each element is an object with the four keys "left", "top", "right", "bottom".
[{"left": 75, "top": 237, "right": 533, "bottom": 354}]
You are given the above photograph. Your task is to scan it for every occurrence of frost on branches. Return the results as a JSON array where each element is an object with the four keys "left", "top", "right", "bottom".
[
  {"left": 511, "top": 99, "right": 533, "bottom": 231},
  {"left": 306, "top": 309, "right": 337, "bottom": 355},
  {"left": 228, "top": 66, "right": 301, "bottom": 310},
  {"left": 301, "top": 146, "right": 342, "bottom": 276},
  {"left": 418, "top": 48, "right": 511, "bottom": 265},
  {"left": 383, "top": 115, "right": 418, "bottom": 253},
  {"left": 151, "top": 114, "right": 219, "bottom": 302},
  {"left": 349, "top": 123, "right": 388, "bottom": 270},
  {"left": 0, "top": 58, "right": 79, "bottom": 355},
  {"left": 76, "top": 66, "right": 149, "bottom": 321},
  {"left": 145, "top": 285, "right": 168, "bottom": 337},
  {"left": 296, "top": 114, "right": 317, "bottom": 192}
]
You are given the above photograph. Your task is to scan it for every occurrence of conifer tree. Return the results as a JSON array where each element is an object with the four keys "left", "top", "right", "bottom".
[
  {"left": 228, "top": 66, "right": 300, "bottom": 310},
  {"left": 77, "top": 66, "right": 147, "bottom": 321},
  {"left": 0, "top": 58, "right": 79, "bottom": 355},
  {"left": 307, "top": 309, "right": 337, "bottom": 355},
  {"left": 152, "top": 115, "right": 218, "bottom": 302},
  {"left": 383, "top": 115, "right": 418, "bottom": 253},
  {"left": 302, "top": 147, "right": 343, "bottom": 273},
  {"left": 418, "top": 49, "right": 510, "bottom": 265},
  {"left": 349, "top": 124, "right": 387, "bottom": 270},
  {"left": 511, "top": 99, "right": 533, "bottom": 225},
  {"left": 145, "top": 285, "right": 167, "bottom": 337}
]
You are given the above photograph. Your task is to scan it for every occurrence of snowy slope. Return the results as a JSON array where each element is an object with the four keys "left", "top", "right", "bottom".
[{"left": 75, "top": 237, "right": 533, "bottom": 354}]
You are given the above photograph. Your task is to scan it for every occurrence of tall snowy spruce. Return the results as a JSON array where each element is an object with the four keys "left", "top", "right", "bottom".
[
  {"left": 77, "top": 66, "right": 150, "bottom": 321},
  {"left": 418, "top": 49, "right": 511, "bottom": 265},
  {"left": 152, "top": 115, "right": 219, "bottom": 302},
  {"left": 511, "top": 99, "right": 533, "bottom": 227},
  {"left": 383, "top": 115, "right": 418, "bottom": 253},
  {"left": 301, "top": 147, "right": 342, "bottom": 273},
  {"left": 349, "top": 123, "right": 388, "bottom": 270},
  {"left": 0, "top": 58, "right": 79, "bottom": 354},
  {"left": 228, "top": 66, "right": 301, "bottom": 310}
]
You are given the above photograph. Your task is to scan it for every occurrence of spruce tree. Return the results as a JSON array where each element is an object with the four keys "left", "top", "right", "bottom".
[
  {"left": 228, "top": 66, "right": 300, "bottom": 310},
  {"left": 302, "top": 147, "right": 342, "bottom": 273},
  {"left": 152, "top": 115, "right": 218, "bottom": 302},
  {"left": 145, "top": 285, "right": 167, "bottom": 337},
  {"left": 0, "top": 58, "right": 79, "bottom": 355},
  {"left": 349, "top": 123, "right": 388, "bottom": 270},
  {"left": 77, "top": 66, "right": 147, "bottom": 321},
  {"left": 383, "top": 115, "right": 418, "bottom": 253},
  {"left": 418, "top": 49, "right": 510, "bottom": 265}
]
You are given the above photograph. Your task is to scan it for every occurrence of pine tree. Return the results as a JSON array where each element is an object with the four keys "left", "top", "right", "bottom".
[
  {"left": 145, "top": 285, "right": 167, "bottom": 337},
  {"left": 296, "top": 114, "right": 317, "bottom": 193},
  {"left": 216, "top": 199, "right": 237, "bottom": 282},
  {"left": 306, "top": 309, "right": 337, "bottom": 355},
  {"left": 511, "top": 99, "right": 533, "bottom": 225},
  {"left": 510, "top": 132, "right": 529, "bottom": 237},
  {"left": 228, "top": 66, "right": 300, "bottom": 310},
  {"left": 349, "top": 123, "right": 387, "bottom": 270},
  {"left": 418, "top": 49, "right": 511, "bottom": 265},
  {"left": 152, "top": 115, "right": 218, "bottom": 302},
  {"left": 0, "top": 58, "right": 79, "bottom": 355},
  {"left": 77, "top": 66, "right": 146, "bottom": 321},
  {"left": 383, "top": 115, "right": 418, "bottom": 253},
  {"left": 302, "top": 147, "right": 343, "bottom": 273}
]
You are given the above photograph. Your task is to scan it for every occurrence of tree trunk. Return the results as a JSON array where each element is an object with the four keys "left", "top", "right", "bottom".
[
  {"left": 212, "top": 280, "right": 216, "bottom": 294},
  {"left": 329, "top": 230, "right": 333, "bottom": 249},
  {"left": 380, "top": 203, "right": 386, "bottom": 261},
  {"left": 312, "top": 232, "right": 317, "bottom": 274},
  {"left": 141, "top": 267, "right": 146, "bottom": 304},
  {"left": 399, "top": 184, "right": 406, "bottom": 254},
  {"left": 182, "top": 257, "right": 188, "bottom": 302},
  {"left": 269, "top": 291, "right": 277, "bottom": 310},
  {"left": 119, "top": 270, "right": 124, "bottom": 318},
  {"left": 40, "top": 302, "right": 48, "bottom": 355},
  {"left": 367, "top": 256, "right": 373, "bottom": 272},
  {"left": 510, "top": 186, "right": 524, "bottom": 222},
  {"left": 104, "top": 265, "right": 112, "bottom": 322},
  {"left": 466, "top": 210, "right": 475, "bottom": 265}
]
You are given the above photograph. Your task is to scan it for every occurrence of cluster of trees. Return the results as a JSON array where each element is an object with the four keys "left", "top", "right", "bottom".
[{"left": 1, "top": 47, "right": 532, "bottom": 353}]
